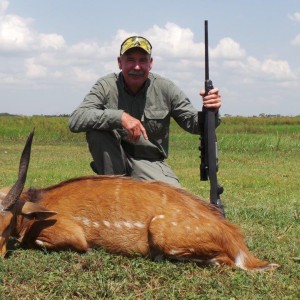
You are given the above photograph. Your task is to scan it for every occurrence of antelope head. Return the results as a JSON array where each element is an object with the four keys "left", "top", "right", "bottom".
[{"left": 0, "top": 131, "right": 56, "bottom": 257}]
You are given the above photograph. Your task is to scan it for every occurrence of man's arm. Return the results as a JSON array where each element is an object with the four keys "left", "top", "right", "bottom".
[{"left": 68, "top": 79, "right": 124, "bottom": 133}]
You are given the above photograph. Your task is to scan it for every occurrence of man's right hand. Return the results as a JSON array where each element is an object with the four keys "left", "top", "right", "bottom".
[{"left": 121, "top": 112, "right": 148, "bottom": 143}]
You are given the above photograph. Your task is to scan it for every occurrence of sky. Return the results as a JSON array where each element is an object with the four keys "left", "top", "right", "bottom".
[{"left": 0, "top": 0, "right": 299, "bottom": 116}]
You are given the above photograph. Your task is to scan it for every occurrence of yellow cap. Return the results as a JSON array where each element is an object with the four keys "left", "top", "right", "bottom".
[{"left": 120, "top": 36, "right": 152, "bottom": 55}]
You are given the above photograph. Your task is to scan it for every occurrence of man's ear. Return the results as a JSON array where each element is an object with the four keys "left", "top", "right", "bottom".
[
  {"left": 149, "top": 57, "right": 153, "bottom": 70},
  {"left": 117, "top": 56, "right": 122, "bottom": 70},
  {"left": 20, "top": 201, "right": 57, "bottom": 220}
]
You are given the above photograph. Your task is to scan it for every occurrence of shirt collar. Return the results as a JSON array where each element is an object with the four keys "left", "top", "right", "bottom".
[{"left": 119, "top": 72, "right": 150, "bottom": 96}]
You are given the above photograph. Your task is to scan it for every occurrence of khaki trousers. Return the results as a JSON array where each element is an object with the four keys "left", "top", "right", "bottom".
[{"left": 86, "top": 130, "right": 180, "bottom": 187}]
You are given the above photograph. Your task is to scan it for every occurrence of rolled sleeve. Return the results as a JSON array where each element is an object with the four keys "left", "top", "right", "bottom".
[{"left": 69, "top": 108, "right": 124, "bottom": 132}]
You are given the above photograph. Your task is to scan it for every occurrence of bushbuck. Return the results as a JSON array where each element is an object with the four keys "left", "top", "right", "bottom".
[{"left": 0, "top": 132, "right": 278, "bottom": 271}]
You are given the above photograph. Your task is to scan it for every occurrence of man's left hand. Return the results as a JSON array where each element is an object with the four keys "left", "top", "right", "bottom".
[{"left": 199, "top": 88, "right": 221, "bottom": 110}]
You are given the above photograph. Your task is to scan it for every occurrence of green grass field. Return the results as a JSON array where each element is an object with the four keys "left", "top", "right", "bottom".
[{"left": 0, "top": 115, "right": 299, "bottom": 299}]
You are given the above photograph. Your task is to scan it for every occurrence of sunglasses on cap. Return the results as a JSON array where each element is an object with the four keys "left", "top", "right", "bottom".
[{"left": 120, "top": 36, "right": 152, "bottom": 55}]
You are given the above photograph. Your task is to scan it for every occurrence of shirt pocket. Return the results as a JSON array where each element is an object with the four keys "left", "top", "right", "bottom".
[{"left": 143, "top": 109, "right": 170, "bottom": 140}]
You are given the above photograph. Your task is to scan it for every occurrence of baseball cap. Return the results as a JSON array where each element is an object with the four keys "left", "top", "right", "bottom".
[{"left": 120, "top": 36, "right": 152, "bottom": 55}]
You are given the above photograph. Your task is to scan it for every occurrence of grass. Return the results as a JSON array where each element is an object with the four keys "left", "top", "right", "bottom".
[{"left": 0, "top": 115, "right": 299, "bottom": 299}]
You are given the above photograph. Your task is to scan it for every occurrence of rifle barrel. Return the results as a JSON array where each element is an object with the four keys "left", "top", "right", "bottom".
[{"left": 205, "top": 20, "right": 209, "bottom": 81}]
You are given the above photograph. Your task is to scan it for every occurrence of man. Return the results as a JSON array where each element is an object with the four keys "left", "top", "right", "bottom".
[{"left": 69, "top": 36, "right": 221, "bottom": 187}]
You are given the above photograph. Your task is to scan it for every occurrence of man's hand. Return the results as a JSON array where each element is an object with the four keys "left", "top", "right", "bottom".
[
  {"left": 121, "top": 112, "right": 148, "bottom": 143},
  {"left": 199, "top": 88, "right": 221, "bottom": 110}
]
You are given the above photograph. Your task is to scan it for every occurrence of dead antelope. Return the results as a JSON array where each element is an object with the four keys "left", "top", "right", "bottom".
[{"left": 0, "top": 132, "right": 278, "bottom": 271}]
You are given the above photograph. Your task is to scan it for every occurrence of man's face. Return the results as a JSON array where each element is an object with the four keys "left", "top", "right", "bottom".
[{"left": 118, "top": 48, "right": 153, "bottom": 92}]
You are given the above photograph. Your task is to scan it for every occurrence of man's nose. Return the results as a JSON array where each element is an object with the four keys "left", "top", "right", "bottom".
[{"left": 133, "top": 62, "right": 141, "bottom": 69}]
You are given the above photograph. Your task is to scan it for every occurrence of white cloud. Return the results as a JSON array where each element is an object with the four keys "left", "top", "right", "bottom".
[
  {"left": 25, "top": 58, "right": 48, "bottom": 78},
  {"left": 288, "top": 12, "right": 300, "bottom": 22},
  {"left": 211, "top": 37, "right": 246, "bottom": 59},
  {"left": 0, "top": 0, "right": 9, "bottom": 15},
  {"left": 224, "top": 55, "right": 295, "bottom": 81},
  {"left": 0, "top": 2, "right": 66, "bottom": 52},
  {"left": 0, "top": 8, "right": 297, "bottom": 89},
  {"left": 261, "top": 59, "right": 295, "bottom": 80},
  {"left": 291, "top": 33, "right": 300, "bottom": 45},
  {"left": 71, "top": 67, "right": 99, "bottom": 83},
  {"left": 0, "top": 14, "right": 35, "bottom": 51},
  {"left": 288, "top": 12, "right": 300, "bottom": 46},
  {"left": 146, "top": 22, "right": 202, "bottom": 58},
  {"left": 67, "top": 41, "right": 115, "bottom": 60},
  {"left": 38, "top": 33, "right": 66, "bottom": 50}
]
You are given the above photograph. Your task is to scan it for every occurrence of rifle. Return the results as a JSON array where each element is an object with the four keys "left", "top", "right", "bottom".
[{"left": 199, "top": 20, "right": 225, "bottom": 217}]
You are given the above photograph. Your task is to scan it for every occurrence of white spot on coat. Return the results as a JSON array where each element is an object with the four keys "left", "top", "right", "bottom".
[
  {"left": 114, "top": 222, "right": 122, "bottom": 228},
  {"left": 124, "top": 222, "right": 133, "bottom": 228},
  {"left": 82, "top": 218, "right": 91, "bottom": 226},
  {"left": 35, "top": 240, "right": 44, "bottom": 246},
  {"left": 93, "top": 222, "right": 100, "bottom": 228},
  {"left": 114, "top": 183, "right": 121, "bottom": 201},
  {"left": 133, "top": 222, "right": 145, "bottom": 228},
  {"left": 235, "top": 250, "right": 247, "bottom": 270},
  {"left": 73, "top": 216, "right": 92, "bottom": 227},
  {"left": 103, "top": 220, "right": 111, "bottom": 227},
  {"left": 169, "top": 249, "right": 182, "bottom": 255},
  {"left": 208, "top": 259, "right": 220, "bottom": 266},
  {"left": 161, "top": 193, "right": 168, "bottom": 204},
  {"left": 152, "top": 215, "right": 165, "bottom": 222}
]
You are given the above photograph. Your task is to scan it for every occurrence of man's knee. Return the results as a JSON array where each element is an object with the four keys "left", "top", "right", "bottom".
[
  {"left": 86, "top": 130, "right": 128, "bottom": 175},
  {"left": 129, "top": 158, "right": 181, "bottom": 187},
  {"left": 86, "top": 130, "right": 119, "bottom": 147}
]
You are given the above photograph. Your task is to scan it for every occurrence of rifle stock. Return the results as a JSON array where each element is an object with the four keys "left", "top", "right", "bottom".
[{"left": 199, "top": 20, "right": 225, "bottom": 217}]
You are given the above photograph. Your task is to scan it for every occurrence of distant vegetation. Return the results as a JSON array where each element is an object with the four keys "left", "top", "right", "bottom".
[{"left": 1, "top": 112, "right": 299, "bottom": 118}]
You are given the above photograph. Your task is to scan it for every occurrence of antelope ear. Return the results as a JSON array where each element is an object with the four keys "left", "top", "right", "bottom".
[{"left": 21, "top": 202, "right": 57, "bottom": 220}]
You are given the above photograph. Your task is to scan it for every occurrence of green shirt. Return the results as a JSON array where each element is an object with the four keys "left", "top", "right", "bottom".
[{"left": 69, "top": 72, "right": 206, "bottom": 160}]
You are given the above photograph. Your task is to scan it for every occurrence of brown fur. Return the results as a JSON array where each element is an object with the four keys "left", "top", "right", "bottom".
[{"left": 1, "top": 175, "right": 278, "bottom": 270}]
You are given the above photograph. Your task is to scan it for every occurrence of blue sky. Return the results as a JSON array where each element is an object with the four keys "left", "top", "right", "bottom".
[{"left": 0, "top": 0, "right": 299, "bottom": 116}]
